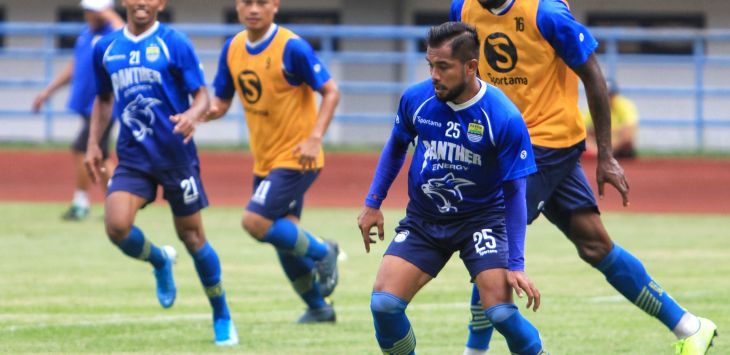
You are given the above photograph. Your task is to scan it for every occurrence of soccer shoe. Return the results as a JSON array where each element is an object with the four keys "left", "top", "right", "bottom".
[
  {"left": 213, "top": 318, "right": 239, "bottom": 346},
  {"left": 61, "top": 205, "right": 89, "bottom": 221},
  {"left": 674, "top": 317, "right": 718, "bottom": 355},
  {"left": 316, "top": 240, "right": 339, "bottom": 297},
  {"left": 154, "top": 245, "right": 177, "bottom": 308},
  {"left": 297, "top": 303, "right": 336, "bottom": 324}
]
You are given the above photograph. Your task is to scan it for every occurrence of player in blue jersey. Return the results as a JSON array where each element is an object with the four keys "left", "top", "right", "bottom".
[
  {"left": 452, "top": 1, "right": 717, "bottom": 354},
  {"left": 357, "top": 22, "right": 546, "bottom": 355},
  {"left": 84, "top": 0, "right": 237, "bottom": 346},
  {"left": 32, "top": 0, "right": 123, "bottom": 221}
]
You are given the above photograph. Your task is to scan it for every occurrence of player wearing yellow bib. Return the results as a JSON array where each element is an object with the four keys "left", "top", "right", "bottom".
[
  {"left": 453, "top": 0, "right": 717, "bottom": 354},
  {"left": 207, "top": 0, "right": 341, "bottom": 323}
]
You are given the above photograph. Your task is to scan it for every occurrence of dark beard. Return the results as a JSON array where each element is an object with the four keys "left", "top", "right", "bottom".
[{"left": 436, "top": 81, "right": 467, "bottom": 103}]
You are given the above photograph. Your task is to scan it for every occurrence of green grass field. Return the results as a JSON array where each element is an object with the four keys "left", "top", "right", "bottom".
[{"left": 0, "top": 203, "right": 727, "bottom": 354}]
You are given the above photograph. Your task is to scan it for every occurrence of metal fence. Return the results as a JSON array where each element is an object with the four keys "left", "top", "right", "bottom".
[{"left": 1, "top": 23, "right": 730, "bottom": 150}]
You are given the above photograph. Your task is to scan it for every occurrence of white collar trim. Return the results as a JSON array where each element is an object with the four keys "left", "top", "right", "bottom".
[
  {"left": 490, "top": 0, "right": 515, "bottom": 15},
  {"left": 123, "top": 21, "right": 160, "bottom": 43},
  {"left": 447, "top": 79, "right": 487, "bottom": 111},
  {"left": 247, "top": 24, "right": 278, "bottom": 48}
]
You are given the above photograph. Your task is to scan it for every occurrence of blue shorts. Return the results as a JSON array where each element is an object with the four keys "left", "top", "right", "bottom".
[
  {"left": 107, "top": 164, "right": 209, "bottom": 216},
  {"left": 246, "top": 168, "right": 320, "bottom": 220},
  {"left": 384, "top": 215, "right": 508, "bottom": 279},
  {"left": 527, "top": 141, "right": 598, "bottom": 235}
]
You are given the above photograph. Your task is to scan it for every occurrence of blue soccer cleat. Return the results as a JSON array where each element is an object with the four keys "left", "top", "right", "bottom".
[
  {"left": 316, "top": 240, "right": 339, "bottom": 298},
  {"left": 154, "top": 245, "right": 177, "bottom": 308},
  {"left": 213, "top": 318, "right": 239, "bottom": 346}
]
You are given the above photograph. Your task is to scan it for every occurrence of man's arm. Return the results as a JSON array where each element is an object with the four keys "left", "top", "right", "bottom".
[
  {"left": 294, "top": 79, "right": 340, "bottom": 170},
  {"left": 171, "top": 86, "right": 210, "bottom": 144},
  {"left": 99, "top": 8, "right": 125, "bottom": 29},
  {"left": 85, "top": 93, "right": 114, "bottom": 183},
  {"left": 502, "top": 177, "right": 540, "bottom": 311},
  {"left": 573, "top": 55, "right": 630, "bottom": 206},
  {"left": 357, "top": 135, "right": 410, "bottom": 253},
  {"left": 31, "top": 59, "right": 74, "bottom": 112},
  {"left": 206, "top": 96, "right": 232, "bottom": 122}
]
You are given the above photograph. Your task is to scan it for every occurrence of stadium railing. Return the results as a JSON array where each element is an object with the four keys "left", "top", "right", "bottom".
[{"left": 1, "top": 23, "right": 729, "bottom": 150}]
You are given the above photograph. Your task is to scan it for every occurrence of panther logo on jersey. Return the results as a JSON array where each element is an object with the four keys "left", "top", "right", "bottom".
[
  {"left": 420, "top": 173, "right": 476, "bottom": 213},
  {"left": 122, "top": 94, "right": 161, "bottom": 142},
  {"left": 238, "top": 70, "right": 262, "bottom": 104},
  {"left": 484, "top": 32, "right": 518, "bottom": 73}
]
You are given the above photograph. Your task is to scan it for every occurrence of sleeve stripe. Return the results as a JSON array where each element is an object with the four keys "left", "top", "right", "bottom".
[
  {"left": 155, "top": 36, "right": 171, "bottom": 61},
  {"left": 412, "top": 95, "right": 436, "bottom": 126},
  {"left": 479, "top": 107, "right": 496, "bottom": 146}
]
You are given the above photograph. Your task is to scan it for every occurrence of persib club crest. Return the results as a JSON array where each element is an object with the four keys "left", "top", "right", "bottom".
[
  {"left": 146, "top": 44, "right": 160, "bottom": 62},
  {"left": 467, "top": 122, "right": 484, "bottom": 143},
  {"left": 421, "top": 173, "right": 475, "bottom": 213}
]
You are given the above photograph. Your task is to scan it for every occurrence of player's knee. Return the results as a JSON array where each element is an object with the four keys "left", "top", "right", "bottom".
[
  {"left": 104, "top": 221, "right": 131, "bottom": 242},
  {"left": 484, "top": 303, "right": 518, "bottom": 324},
  {"left": 370, "top": 291, "right": 408, "bottom": 315},
  {"left": 177, "top": 229, "right": 205, "bottom": 253},
  {"left": 574, "top": 238, "right": 612, "bottom": 265},
  {"left": 241, "top": 213, "right": 267, "bottom": 239}
]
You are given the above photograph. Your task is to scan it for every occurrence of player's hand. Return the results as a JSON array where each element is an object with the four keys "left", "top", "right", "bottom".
[
  {"left": 170, "top": 113, "right": 199, "bottom": 144},
  {"left": 596, "top": 155, "right": 630, "bottom": 206},
  {"left": 293, "top": 136, "right": 321, "bottom": 171},
  {"left": 84, "top": 144, "right": 106, "bottom": 184},
  {"left": 31, "top": 90, "right": 50, "bottom": 113},
  {"left": 507, "top": 270, "right": 540, "bottom": 312},
  {"left": 357, "top": 206, "right": 385, "bottom": 253}
]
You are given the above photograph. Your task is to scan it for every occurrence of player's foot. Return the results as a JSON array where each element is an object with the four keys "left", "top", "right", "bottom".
[
  {"left": 154, "top": 245, "right": 177, "bottom": 308},
  {"left": 316, "top": 240, "right": 339, "bottom": 297},
  {"left": 297, "top": 303, "right": 336, "bottom": 324},
  {"left": 213, "top": 318, "right": 239, "bottom": 346},
  {"left": 61, "top": 205, "right": 89, "bottom": 221},
  {"left": 674, "top": 317, "right": 718, "bottom": 355}
]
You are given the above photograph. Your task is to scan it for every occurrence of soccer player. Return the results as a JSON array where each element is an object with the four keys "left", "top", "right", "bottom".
[
  {"left": 31, "top": 0, "right": 123, "bottom": 221},
  {"left": 84, "top": 0, "right": 238, "bottom": 346},
  {"left": 358, "top": 22, "right": 547, "bottom": 355},
  {"left": 451, "top": 1, "right": 717, "bottom": 354},
  {"left": 206, "top": 0, "right": 341, "bottom": 323}
]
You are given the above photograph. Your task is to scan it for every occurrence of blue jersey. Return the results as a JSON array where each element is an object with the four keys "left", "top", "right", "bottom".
[
  {"left": 68, "top": 24, "right": 114, "bottom": 117},
  {"left": 394, "top": 79, "right": 536, "bottom": 221},
  {"left": 93, "top": 22, "right": 206, "bottom": 172}
]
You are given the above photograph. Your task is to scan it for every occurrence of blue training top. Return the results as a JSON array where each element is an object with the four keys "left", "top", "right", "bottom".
[
  {"left": 93, "top": 22, "right": 206, "bottom": 172},
  {"left": 367, "top": 79, "right": 536, "bottom": 221},
  {"left": 68, "top": 23, "right": 114, "bottom": 117}
]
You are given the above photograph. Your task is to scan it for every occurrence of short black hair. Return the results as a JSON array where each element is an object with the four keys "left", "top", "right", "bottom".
[{"left": 426, "top": 22, "right": 480, "bottom": 62}]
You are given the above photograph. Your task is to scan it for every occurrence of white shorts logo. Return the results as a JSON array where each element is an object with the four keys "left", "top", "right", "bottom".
[{"left": 394, "top": 230, "right": 410, "bottom": 243}]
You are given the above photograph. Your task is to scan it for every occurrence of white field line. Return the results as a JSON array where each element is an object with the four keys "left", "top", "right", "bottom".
[{"left": 1, "top": 313, "right": 211, "bottom": 332}]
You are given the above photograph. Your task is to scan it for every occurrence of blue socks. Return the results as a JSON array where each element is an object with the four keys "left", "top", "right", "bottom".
[
  {"left": 371, "top": 292, "right": 416, "bottom": 355},
  {"left": 277, "top": 251, "right": 327, "bottom": 310},
  {"left": 191, "top": 242, "right": 230, "bottom": 321},
  {"left": 485, "top": 304, "right": 543, "bottom": 355},
  {"left": 115, "top": 225, "right": 165, "bottom": 269},
  {"left": 466, "top": 284, "right": 494, "bottom": 351},
  {"left": 261, "top": 219, "right": 328, "bottom": 260},
  {"left": 595, "top": 243, "right": 685, "bottom": 330}
]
